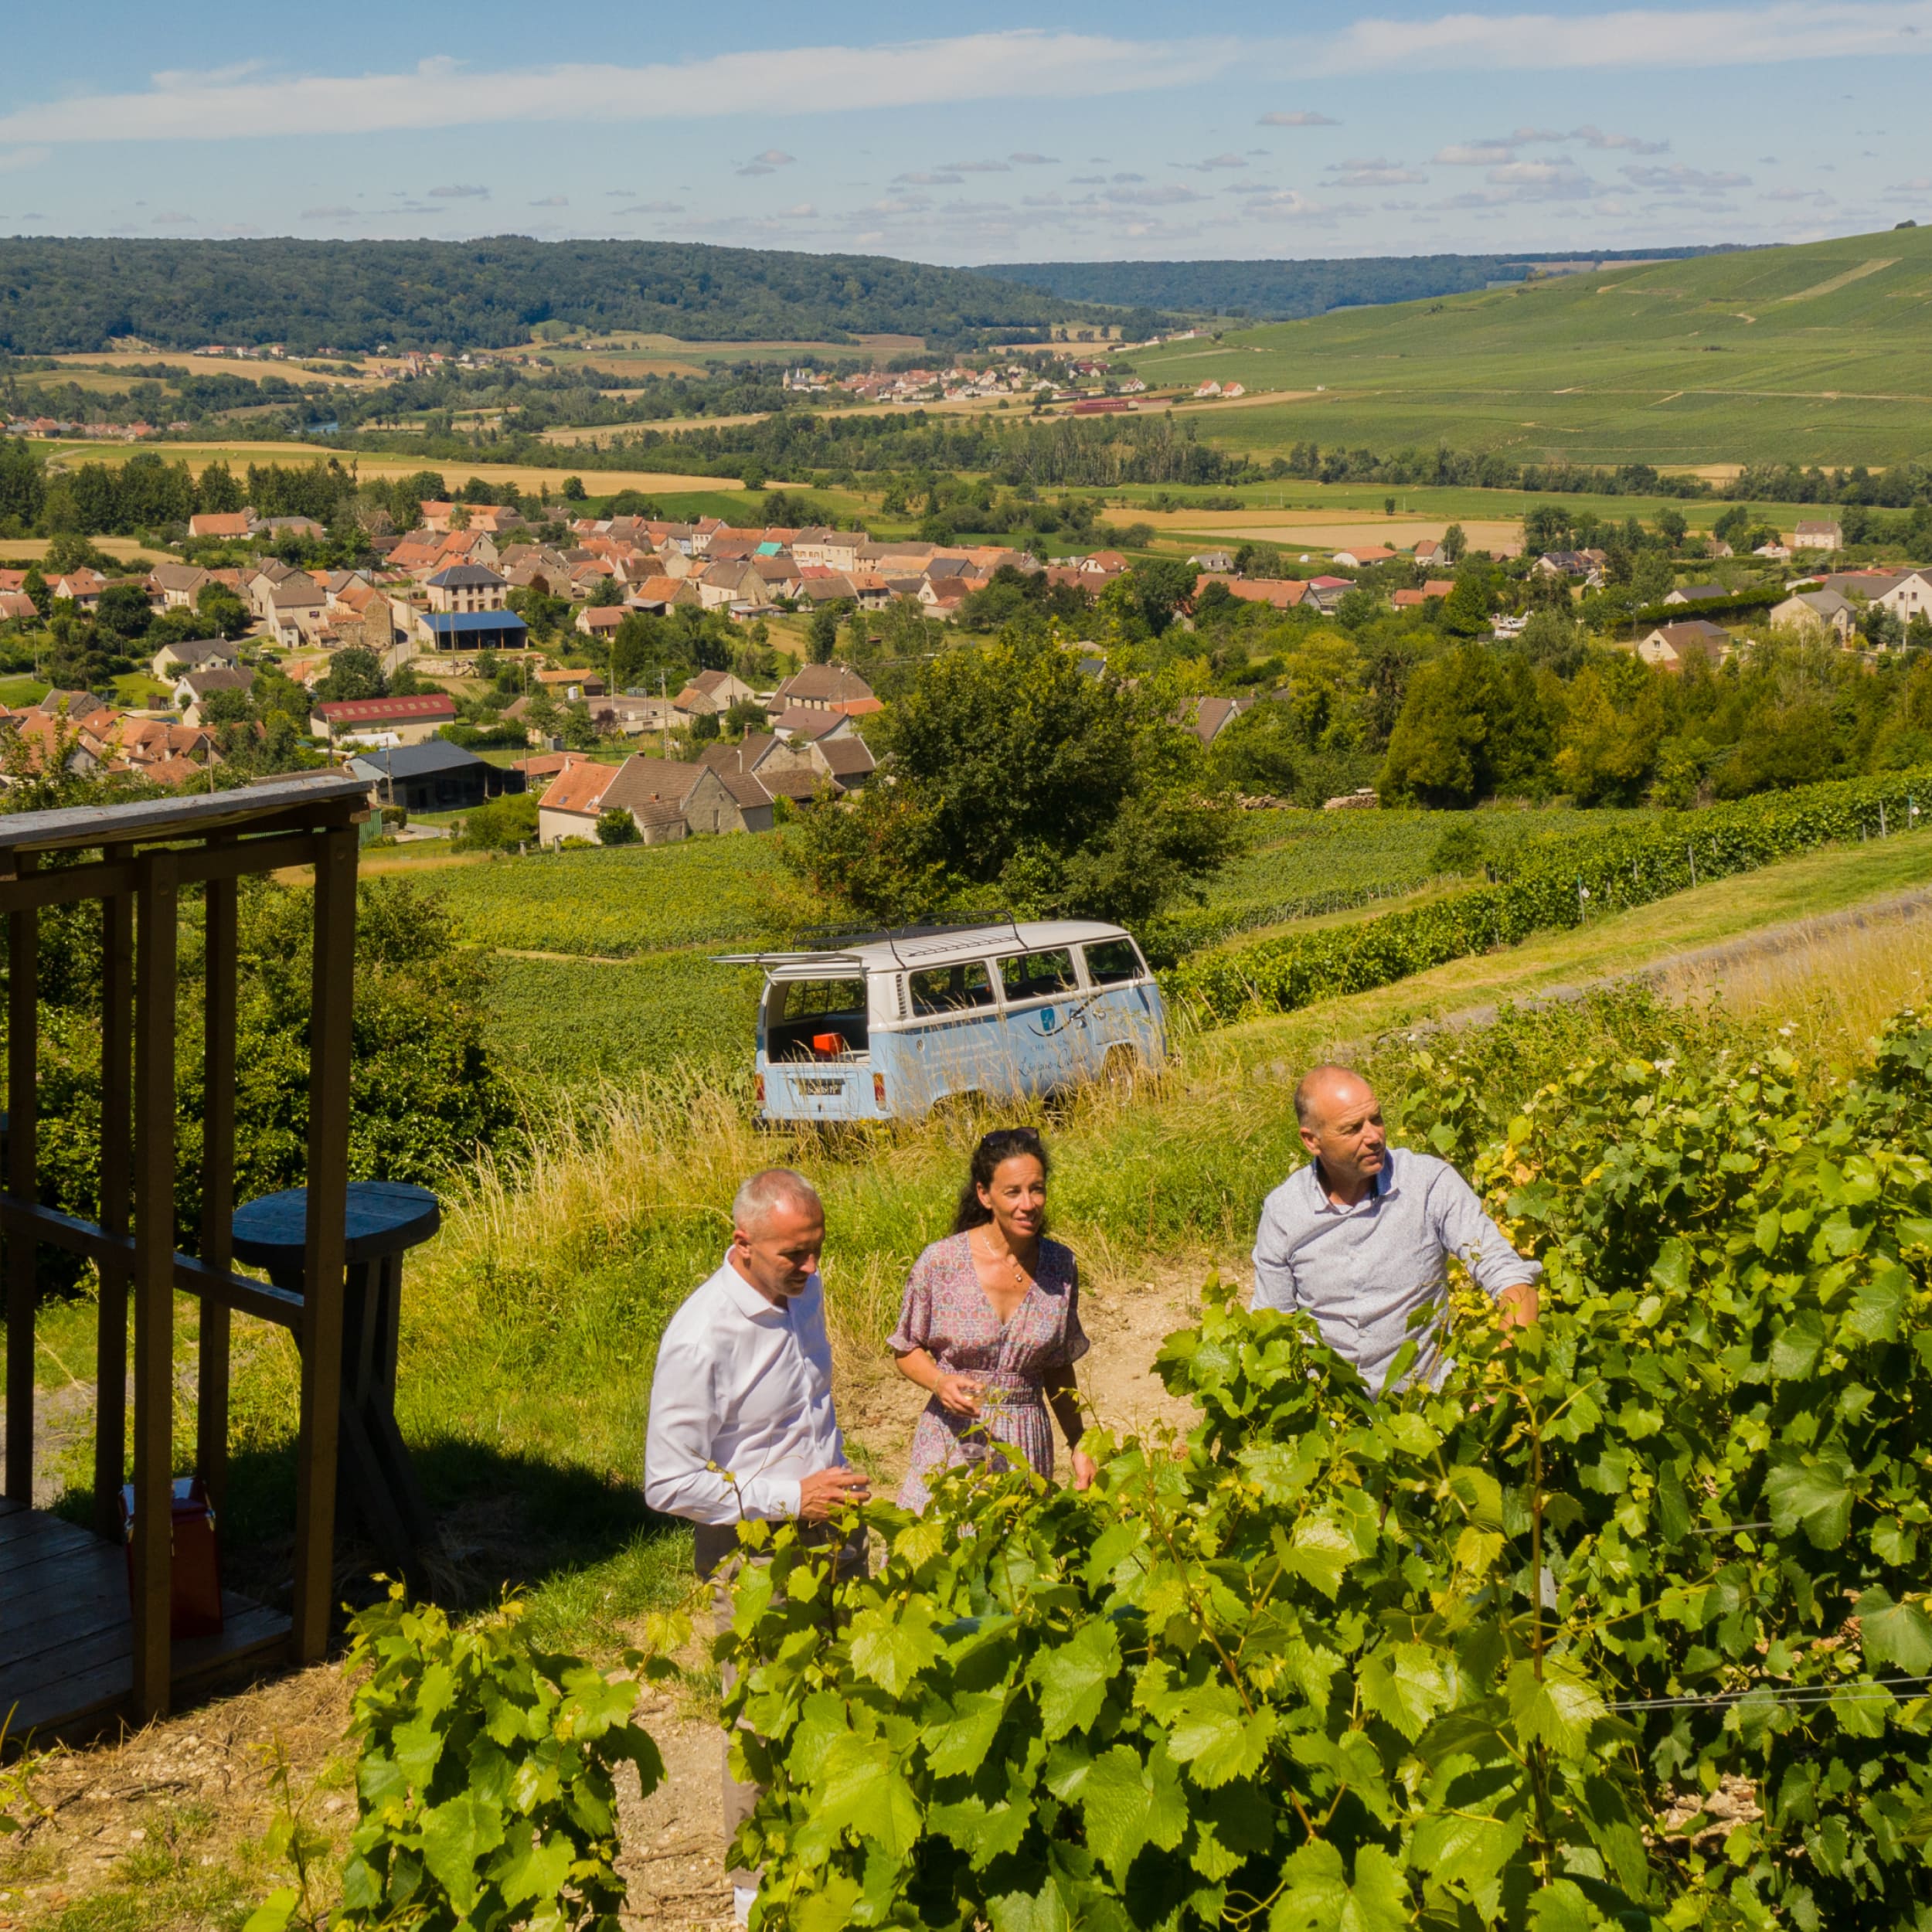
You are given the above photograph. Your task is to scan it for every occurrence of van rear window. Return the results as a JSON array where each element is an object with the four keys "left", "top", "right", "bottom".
[
  {"left": 774, "top": 978, "right": 866, "bottom": 1021},
  {"left": 998, "top": 950, "right": 1077, "bottom": 1003},
  {"left": 1083, "top": 939, "right": 1143, "bottom": 985},
  {"left": 910, "top": 962, "right": 995, "bottom": 1015}
]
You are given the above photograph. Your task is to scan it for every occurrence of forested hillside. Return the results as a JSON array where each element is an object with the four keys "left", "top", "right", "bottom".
[
  {"left": 0, "top": 236, "right": 1095, "bottom": 354},
  {"left": 983, "top": 246, "right": 1727, "bottom": 320}
]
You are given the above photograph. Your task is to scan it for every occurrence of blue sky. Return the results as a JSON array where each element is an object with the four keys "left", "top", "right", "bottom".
[{"left": 2, "top": 2, "right": 1928, "bottom": 263}]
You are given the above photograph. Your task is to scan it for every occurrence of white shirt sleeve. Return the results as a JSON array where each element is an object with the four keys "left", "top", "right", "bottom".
[
  {"left": 1250, "top": 1188, "right": 1301, "bottom": 1312},
  {"left": 1428, "top": 1165, "right": 1542, "bottom": 1300},
  {"left": 642, "top": 1332, "right": 803, "bottom": 1526}
]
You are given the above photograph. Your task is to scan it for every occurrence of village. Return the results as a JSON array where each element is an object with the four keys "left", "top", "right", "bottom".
[{"left": 2, "top": 484, "right": 1928, "bottom": 845}]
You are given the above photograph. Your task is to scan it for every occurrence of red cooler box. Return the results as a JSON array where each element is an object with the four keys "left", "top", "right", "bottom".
[{"left": 119, "top": 1477, "right": 225, "bottom": 1639}]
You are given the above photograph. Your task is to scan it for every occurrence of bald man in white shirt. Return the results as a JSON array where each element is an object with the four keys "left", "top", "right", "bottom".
[{"left": 644, "top": 1168, "right": 869, "bottom": 1925}]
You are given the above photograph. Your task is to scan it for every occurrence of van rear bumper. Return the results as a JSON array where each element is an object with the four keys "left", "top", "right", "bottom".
[{"left": 758, "top": 1060, "right": 891, "bottom": 1121}]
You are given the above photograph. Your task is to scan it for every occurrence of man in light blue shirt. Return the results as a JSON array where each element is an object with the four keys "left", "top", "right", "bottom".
[{"left": 1252, "top": 1064, "right": 1539, "bottom": 1394}]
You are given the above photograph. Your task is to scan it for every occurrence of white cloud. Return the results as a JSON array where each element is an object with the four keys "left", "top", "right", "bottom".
[
  {"left": 529, "top": 194, "right": 569, "bottom": 207},
  {"left": 736, "top": 163, "right": 777, "bottom": 176},
  {"left": 940, "top": 158, "right": 1011, "bottom": 172},
  {"left": 427, "top": 183, "right": 489, "bottom": 198},
  {"left": 1259, "top": 109, "right": 1338, "bottom": 126},
  {"left": 1326, "top": 157, "right": 1427, "bottom": 187},
  {"left": 1621, "top": 162, "right": 1750, "bottom": 190},
  {"left": 1175, "top": 151, "right": 1249, "bottom": 171},
  {"left": 893, "top": 170, "right": 963, "bottom": 185},
  {"left": 612, "top": 199, "right": 685, "bottom": 214},
  {"left": 0, "top": 147, "right": 48, "bottom": 173},
  {"left": 1308, "top": 2, "right": 1932, "bottom": 73},
  {"left": 1097, "top": 183, "right": 1205, "bottom": 206},
  {"left": 301, "top": 204, "right": 355, "bottom": 218},
  {"left": 751, "top": 148, "right": 796, "bottom": 165},
  {"left": 1434, "top": 142, "right": 1520, "bottom": 165},
  {"left": 0, "top": 33, "right": 1236, "bottom": 143},
  {"left": 776, "top": 202, "right": 818, "bottom": 217},
  {"left": 1570, "top": 123, "right": 1668, "bottom": 152},
  {"left": 1009, "top": 151, "right": 1058, "bottom": 164}
]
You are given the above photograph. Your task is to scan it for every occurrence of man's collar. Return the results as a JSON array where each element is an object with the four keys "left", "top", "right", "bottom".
[
  {"left": 717, "top": 1251, "right": 787, "bottom": 1319},
  {"left": 1308, "top": 1148, "right": 1398, "bottom": 1211}
]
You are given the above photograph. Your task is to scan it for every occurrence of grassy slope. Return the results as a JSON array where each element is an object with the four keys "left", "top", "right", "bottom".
[
  {"left": 13, "top": 825, "right": 1931, "bottom": 1660},
  {"left": 1131, "top": 226, "right": 1932, "bottom": 468},
  {"left": 400, "top": 826, "right": 1932, "bottom": 1642}
]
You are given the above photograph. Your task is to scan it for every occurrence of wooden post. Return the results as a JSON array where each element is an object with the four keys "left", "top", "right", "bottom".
[
  {"left": 95, "top": 846, "right": 134, "bottom": 1539},
  {"left": 131, "top": 849, "right": 179, "bottom": 1722},
  {"left": 197, "top": 856, "right": 238, "bottom": 1515},
  {"left": 5, "top": 857, "right": 38, "bottom": 1505},
  {"left": 291, "top": 826, "right": 357, "bottom": 1664}
]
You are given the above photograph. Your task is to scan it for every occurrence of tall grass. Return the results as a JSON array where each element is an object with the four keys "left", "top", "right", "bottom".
[
  {"left": 201, "top": 907, "right": 1922, "bottom": 1648},
  {"left": 1654, "top": 900, "right": 1932, "bottom": 1069}
]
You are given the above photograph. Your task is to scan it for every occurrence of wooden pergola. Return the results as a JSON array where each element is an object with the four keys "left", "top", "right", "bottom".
[{"left": 1, "top": 772, "right": 369, "bottom": 1735}]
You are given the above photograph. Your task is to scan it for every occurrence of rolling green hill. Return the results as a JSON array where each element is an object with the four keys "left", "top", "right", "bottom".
[{"left": 1132, "top": 226, "right": 1932, "bottom": 469}]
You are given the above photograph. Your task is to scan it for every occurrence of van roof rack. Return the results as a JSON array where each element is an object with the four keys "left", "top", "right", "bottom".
[{"left": 783, "top": 913, "right": 1028, "bottom": 974}]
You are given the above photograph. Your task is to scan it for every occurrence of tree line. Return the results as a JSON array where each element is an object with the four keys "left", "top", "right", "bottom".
[{"left": 0, "top": 237, "right": 1103, "bottom": 355}]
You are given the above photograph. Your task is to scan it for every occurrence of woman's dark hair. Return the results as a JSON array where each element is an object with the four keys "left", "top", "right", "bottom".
[{"left": 954, "top": 1128, "right": 1049, "bottom": 1233}]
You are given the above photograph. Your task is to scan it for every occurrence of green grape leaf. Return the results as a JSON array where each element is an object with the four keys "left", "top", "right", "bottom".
[
  {"left": 1855, "top": 1587, "right": 1932, "bottom": 1672},
  {"left": 1030, "top": 1619, "right": 1121, "bottom": 1739},
  {"left": 989, "top": 1877, "right": 1074, "bottom": 1932},
  {"left": 808, "top": 1731, "right": 922, "bottom": 1859},
  {"left": 1079, "top": 1743, "right": 1188, "bottom": 1878},
  {"left": 1359, "top": 1643, "right": 1449, "bottom": 1743},
  {"left": 417, "top": 1793, "right": 505, "bottom": 1917},
  {"left": 495, "top": 1828, "right": 573, "bottom": 1910},
  {"left": 1282, "top": 1514, "right": 1357, "bottom": 1599},
  {"left": 1526, "top": 1878, "right": 1597, "bottom": 1932},
  {"left": 848, "top": 1596, "right": 943, "bottom": 1696},
  {"left": 1764, "top": 1456, "right": 1855, "bottom": 1548},
  {"left": 1505, "top": 1660, "right": 1606, "bottom": 1760},
  {"left": 1410, "top": 1807, "right": 1524, "bottom": 1903}
]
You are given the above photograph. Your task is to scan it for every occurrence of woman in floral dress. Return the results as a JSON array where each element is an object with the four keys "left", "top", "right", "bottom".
[{"left": 889, "top": 1128, "right": 1096, "bottom": 1511}]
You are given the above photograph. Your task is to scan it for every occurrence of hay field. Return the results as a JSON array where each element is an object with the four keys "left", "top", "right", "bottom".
[{"left": 39, "top": 440, "right": 741, "bottom": 495}]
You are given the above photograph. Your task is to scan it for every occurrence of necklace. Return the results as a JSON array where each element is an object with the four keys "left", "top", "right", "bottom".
[{"left": 975, "top": 1227, "right": 1033, "bottom": 1297}]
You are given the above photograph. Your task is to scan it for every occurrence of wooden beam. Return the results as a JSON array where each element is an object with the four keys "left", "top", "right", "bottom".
[
  {"left": 291, "top": 825, "right": 356, "bottom": 1665},
  {"left": 95, "top": 846, "right": 134, "bottom": 1540},
  {"left": 197, "top": 850, "right": 237, "bottom": 1515},
  {"left": 0, "top": 1198, "right": 304, "bottom": 1330},
  {"left": 131, "top": 848, "right": 178, "bottom": 1722},
  {"left": 5, "top": 857, "right": 38, "bottom": 1505},
  {"left": 0, "top": 771, "right": 369, "bottom": 859}
]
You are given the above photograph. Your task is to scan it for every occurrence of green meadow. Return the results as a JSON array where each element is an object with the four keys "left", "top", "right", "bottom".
[{"left": 1134, "top": 226, "right": 1932, "bottom": 469}]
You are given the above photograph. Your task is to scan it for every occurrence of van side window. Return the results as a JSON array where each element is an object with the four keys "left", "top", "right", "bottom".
[
  {"left": 998, "top": 949, "right": 1078, "bottom": 1004},
  {"left": 1083, "top": 938, "right": 1143, "bottom": 985},
  {"left": 909, "top": 962, "right": 995, "bottom": 1015}
]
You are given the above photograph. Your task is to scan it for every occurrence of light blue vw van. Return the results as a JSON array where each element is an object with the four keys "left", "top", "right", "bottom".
[{"left": 715, "top": 920, "right": 1167, "bottom": 1123}]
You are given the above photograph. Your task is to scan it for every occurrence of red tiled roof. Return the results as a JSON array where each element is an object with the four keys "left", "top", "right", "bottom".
[
  {"left": 539, "top": 761, "right": 620, "bottom": 815},
  {"left": 314, "top": 695, "right": 457, "bottom": 726}
]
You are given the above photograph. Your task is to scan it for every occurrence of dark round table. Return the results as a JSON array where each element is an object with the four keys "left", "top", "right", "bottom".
[{"left": 233, "top": 1182, "right": 441, "bottom": 1586}]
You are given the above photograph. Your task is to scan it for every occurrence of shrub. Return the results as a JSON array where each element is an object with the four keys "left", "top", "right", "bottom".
[{"left": 247, "top": 1587, "right": 664, "bottom": 1932}]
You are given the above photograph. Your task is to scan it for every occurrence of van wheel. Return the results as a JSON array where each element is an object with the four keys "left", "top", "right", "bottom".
[
  {"left": 929, "top": 1090, "right": 990, "bottom": 1128},
  {"left": 1101, "top": 1045, "right": 1142, "bottom": 1088}
]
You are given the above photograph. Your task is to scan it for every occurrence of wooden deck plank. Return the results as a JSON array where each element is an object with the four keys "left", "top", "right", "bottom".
[{"left": 0, "top": 1507, "right": 290, "bottom": 1738}]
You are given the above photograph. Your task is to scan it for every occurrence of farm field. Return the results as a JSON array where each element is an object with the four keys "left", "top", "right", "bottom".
[
  {"left": 50, "top": 350, "right": 388, "bottom": 388},
  {"left": 37, "top": 440, "right": 742, "bottom": 497},
  {"left": 1131, "top": 224, "right": 1932, "bottom": 468}
]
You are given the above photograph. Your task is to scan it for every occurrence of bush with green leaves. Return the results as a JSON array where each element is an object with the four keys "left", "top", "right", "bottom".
[
  {"left": 249, "top": 1587, "right": 665, "bottom": 1932},
  {"left": 717, "top": 1007, "right": 1932, "bottom": 1930}
]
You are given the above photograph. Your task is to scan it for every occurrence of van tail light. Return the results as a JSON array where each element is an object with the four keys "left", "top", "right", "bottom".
[
  {"left": 755, "top": 1073, "right": 766, "bottom": 1108},
  {"left": 873, "top": 1073, "right": 887, "bottom": 1108}
]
